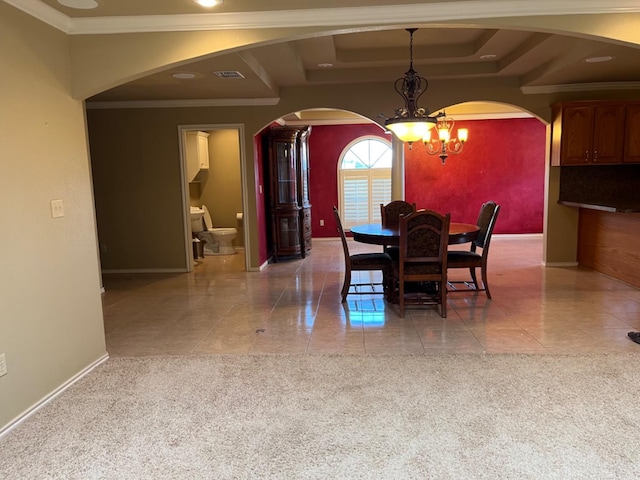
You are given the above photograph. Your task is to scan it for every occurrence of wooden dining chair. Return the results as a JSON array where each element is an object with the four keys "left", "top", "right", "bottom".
[
  {"left": 447, "top": 201, "right": 501, "bottom": 299},
  {"left": 333, "top": 206, "right": 393, "bottom": 303},
  {"left": 392, "top": 209, "right": 451, "bottom": 317},
  {"left": 380, "top": 200, "right": 417, "bottom": 228},
  {"left": 380, "top": 200, "right": 417, "bottom": 257}
]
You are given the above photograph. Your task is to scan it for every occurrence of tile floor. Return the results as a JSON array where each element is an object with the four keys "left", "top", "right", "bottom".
[{"left": 102, "top": 236, "right": 640, "bottom": 356}]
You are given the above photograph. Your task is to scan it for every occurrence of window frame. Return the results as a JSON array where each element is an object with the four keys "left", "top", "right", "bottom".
[{"left": 337, "top": 135, "right": 393, "bottom": 230}]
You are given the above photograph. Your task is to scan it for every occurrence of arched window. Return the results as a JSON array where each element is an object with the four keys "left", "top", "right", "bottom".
[{"left": 338, "top": 136, "right": 392, "bottom": 229}]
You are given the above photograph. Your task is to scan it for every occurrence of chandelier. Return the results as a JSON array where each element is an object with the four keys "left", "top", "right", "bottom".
[
  {"left": 423, "top": 111, "right": 469, "bottom": 164},
  {"left": 384, "top": 28, "right": 469, "bottom": 164}
]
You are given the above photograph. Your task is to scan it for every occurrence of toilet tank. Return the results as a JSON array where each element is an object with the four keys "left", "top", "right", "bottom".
[{"left": 190, "top": 207, "right": 205, "bottom": 232}]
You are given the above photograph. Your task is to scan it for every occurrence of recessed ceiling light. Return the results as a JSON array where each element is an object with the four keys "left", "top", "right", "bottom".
[
  {"left": 57, "top": 0, "right": 98, "bottom": 9},
  {"left": 480, "top": 54, "right": 497, "bottom": 60},
  {"left": 172, "top": 73, "right": 196, "bottom": 80},
  {"left": 193, "top": 0, "right": 223, "bottom": 7},
  {"left": 318, "top": 63, "right": 334, "bottom": 68},
  {"left": 585, "top": 56, "right": 614, "bottom": 63}
]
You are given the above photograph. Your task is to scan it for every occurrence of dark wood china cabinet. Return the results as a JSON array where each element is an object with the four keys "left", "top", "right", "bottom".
[{"left": 264, "top": 126, "right": 312, "bottom": 261}]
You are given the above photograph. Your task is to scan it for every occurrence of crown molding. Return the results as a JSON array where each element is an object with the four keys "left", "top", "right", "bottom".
[
  {"left": 281, "top": 118, "right": 375, "bottom": 126},
  {"left": 85, "top": 98, "right": 280, "bottom": 109},
  {"left": 86, "top": 97, "right": 533, "bottom": 122},
  {"left": 522, "top": 81, "right": 640, "bottom": 94},
  {"left": 452, "top": 112, "right": 533, "bottom": 120},
  {"left": 280, "top": 111, "right": 531, "bottom": 126},
  {"left": 6, "top": 0, "right": 640, "bottom": 34}
]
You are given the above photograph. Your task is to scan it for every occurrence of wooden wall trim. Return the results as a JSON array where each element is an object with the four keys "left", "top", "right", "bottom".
[{"left": 578, "top": 209, "right": 640, "bottom": 288}]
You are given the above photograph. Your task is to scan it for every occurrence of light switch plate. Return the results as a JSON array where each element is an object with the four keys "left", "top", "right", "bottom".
[
  {"left": 0, "top": 353, "right": 7, "bottom": 377},
  {"left": 51, "top": 199, "right": 64, "bottom": 218}
]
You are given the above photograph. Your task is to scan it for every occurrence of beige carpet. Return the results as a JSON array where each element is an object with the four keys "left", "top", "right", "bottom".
[{"left": 1, "top": 354, "right": 640, "bottom": 479}]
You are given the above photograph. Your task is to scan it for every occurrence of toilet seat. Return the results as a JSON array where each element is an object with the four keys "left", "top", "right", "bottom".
[{"left": 209, "top": 227, "right": 236, "bottom": 235}]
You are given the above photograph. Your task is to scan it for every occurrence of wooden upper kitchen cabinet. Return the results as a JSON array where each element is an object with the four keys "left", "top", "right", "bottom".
[
  {"left": 551, "top": 102, "right": 626, "bottom": 166},
  {"left": 624, "top": 104, "right": 640, "bottom": 163}
]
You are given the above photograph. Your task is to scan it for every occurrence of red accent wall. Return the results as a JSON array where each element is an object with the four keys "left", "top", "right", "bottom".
[
  {"left": 307, "top": 118, "right": 545, "bottom": 237},
  {"left": 308, "top": 124, "right": 389, "bottom": 238},
  {"left": 405, "top": 118, "right": 545, "bottom": 233}
]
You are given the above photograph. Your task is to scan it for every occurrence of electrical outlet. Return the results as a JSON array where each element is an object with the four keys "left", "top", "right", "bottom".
[
  {"left": 319, "top": 219, "right": 325, "bottom": 226},
  {"left": 51, "top": 199, "right": 64, "bottom": 218},
  {"left": 0, "top": 353, "right": 7, "bottom": 377}
]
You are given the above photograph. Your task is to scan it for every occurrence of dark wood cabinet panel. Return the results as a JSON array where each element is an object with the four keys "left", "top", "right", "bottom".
[
  {"left": 557, "top": 106, "right": 593, "bottom": 165},
  {"left": 624, "top": 104, "right": 640, "bottom": 163},
  {"left": 264, "top": 126, "right": 312, "bottom": 261},
  {"left": 592, "top": 105, "right": 626, "bottom": 163},
  {"left": 552, "top": 102, "right": 626, "bottom": 166}
]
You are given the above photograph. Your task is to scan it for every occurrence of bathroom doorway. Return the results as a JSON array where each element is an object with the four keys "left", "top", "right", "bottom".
[{"left": 178, "top": 124, "right": 250, "bottom": 272}]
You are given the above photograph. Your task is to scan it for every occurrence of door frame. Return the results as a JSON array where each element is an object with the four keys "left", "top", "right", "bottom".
[{"left": 177, "top": 123, "right": 250, "bottom": 272}]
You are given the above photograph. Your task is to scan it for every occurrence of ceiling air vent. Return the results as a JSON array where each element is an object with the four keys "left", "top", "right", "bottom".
[{"left": 214, "top": 71, "right": 245, "bottom": 79}]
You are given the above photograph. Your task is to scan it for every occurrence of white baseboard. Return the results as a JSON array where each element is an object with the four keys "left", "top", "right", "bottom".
[
  {"left": 544, "top": 261, "right": 579, "bottom": 267},
  {"left": 102, "top": 268, "right": 187, "bottom": 274},
  {"left": 493, "top": 233, "right": 543, "bottom": 240},
  {"left": 0, "top": 353, "right": 110, "bottom": 439},
  {"left": 256, "top": 259, "right": 270, "bottom": 271}
]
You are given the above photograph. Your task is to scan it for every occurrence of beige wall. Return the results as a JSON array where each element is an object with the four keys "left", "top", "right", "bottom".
[
  {"left": 0, "top": 4, "right": 106, "bottom": 431},
  {"left": 70, "top": 11, "right": 640, "bottom": 269},
  {"left": 88, "top": 109, "right": 188, "bottom": 271},
  {"left": 86, "top": 79, "right": 640, "bottom": 271},
  {"left": 3, "top": 0, "right": 640, "bottom": 432}
]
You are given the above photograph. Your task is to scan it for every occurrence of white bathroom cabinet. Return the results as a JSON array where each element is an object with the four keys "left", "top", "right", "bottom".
[{"left": 185, "top": 131, "right": 210, "bottom": 182}]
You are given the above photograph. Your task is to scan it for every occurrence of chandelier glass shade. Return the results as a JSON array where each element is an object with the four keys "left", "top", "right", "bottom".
[{"left": 385, "top": 119, "right": 435, "bottom": 144}]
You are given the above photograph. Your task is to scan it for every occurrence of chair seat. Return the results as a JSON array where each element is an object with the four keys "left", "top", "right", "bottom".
[
  {"left": 447, "top": 251, "right": 481, "bottom": 265},
  {"left": 351, "top": 252, "right": 393, "bottom": 267}
]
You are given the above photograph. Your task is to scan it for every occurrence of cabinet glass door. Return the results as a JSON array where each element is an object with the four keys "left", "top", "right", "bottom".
[
  {"left": 276, "top": 141, "right": 297, "bottom": 205},
  {"left": 278, "top": 216, "right": 300, "bottom": 248},
  {"left": 299, "top": 137, "right": 310, "bottom": 206}
]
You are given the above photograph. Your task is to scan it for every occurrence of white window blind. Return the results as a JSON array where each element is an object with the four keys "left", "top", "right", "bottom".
[
  {"left": 338, "top": 136, "right": 392, "bottom": 230},
  {"left": 342, "top": 173, "right": 371, "bottom": 228},
  {"left": 371, "top": 174, "right": 392, "bottom": 223}
]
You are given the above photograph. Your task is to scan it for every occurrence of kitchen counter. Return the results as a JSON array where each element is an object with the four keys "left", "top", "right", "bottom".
[{"left": 558, "top": 201, "right": 640, "bottom": 213}]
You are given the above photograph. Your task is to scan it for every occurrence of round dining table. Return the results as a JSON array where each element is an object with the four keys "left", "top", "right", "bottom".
[{"left": 349, "top": 222, "right": 480, "bottom": 246}]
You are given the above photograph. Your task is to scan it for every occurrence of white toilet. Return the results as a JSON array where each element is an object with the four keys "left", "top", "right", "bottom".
[{"left": 190, "top": 205, "right": 237, "bottom": 255}]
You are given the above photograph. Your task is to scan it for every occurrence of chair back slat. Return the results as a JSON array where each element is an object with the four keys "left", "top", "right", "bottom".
[{"left": 333, "top": 206, "right": 351, "bottom": 259}]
